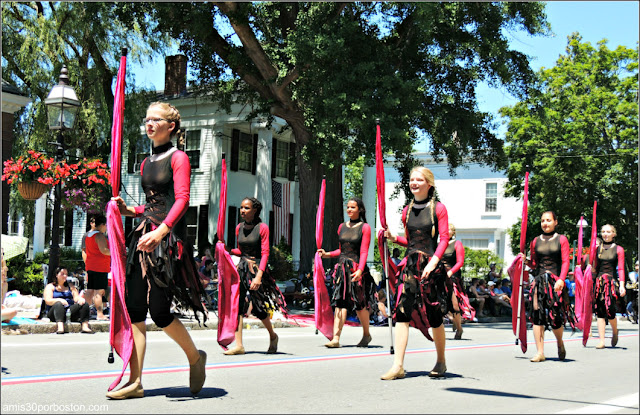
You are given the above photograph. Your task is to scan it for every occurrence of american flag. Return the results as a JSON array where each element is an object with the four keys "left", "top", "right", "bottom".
[{"left": 272, "top": 180, "right": 291, "bottom": 245}]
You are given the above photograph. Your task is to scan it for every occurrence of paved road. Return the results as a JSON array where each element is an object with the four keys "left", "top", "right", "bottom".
[{"left": 1, "top": 320, "right": 638, "bottom": 414}]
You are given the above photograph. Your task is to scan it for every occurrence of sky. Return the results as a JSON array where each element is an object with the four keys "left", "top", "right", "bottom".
[{"left": 129, "top": 1, "right": 639, "bottom": 140}]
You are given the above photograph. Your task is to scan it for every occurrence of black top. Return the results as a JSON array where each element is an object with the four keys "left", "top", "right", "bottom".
[
  {"left": 406, "top": 202, "right": 437, "bottom": 256},
  {"left": 596, "top": 243, "right": 618, "bottom": 277},
  {"left": 534, "top": 236, "right": 562, "bottom": 276},
  {"left": 338, "top": 223, "right": 363, "bottom": 263},
  {"left": 238, "top": 222, "right": 262, "bottom": 259}
]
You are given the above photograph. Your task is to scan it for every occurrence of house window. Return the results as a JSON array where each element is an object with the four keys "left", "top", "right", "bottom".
[
  {"left": 230, "top": 129, "right": 257, "bottom": 174},
  {"left": 461, "top": 239, "right": 489, "bottom": 249},
  {"left": 9, "top": 212, "right": 19, "bottom": 235},
  {"left": 185, "top": 130, "right": 201, "bottom": 169},
  {"left": 128, "top": 135, "right": 150, "bottom": 173},
  {"left": 238, "top": 132, "right": 253, "bottom": 172},
  {"left": 485, "top": 183, "right": 497, "bottom": 212},
  {"left": 185, "top": 207, "right": 198, "bottom": 248},
  {"left": 275, "top": 140, "right": 289, "bottom": 178}
]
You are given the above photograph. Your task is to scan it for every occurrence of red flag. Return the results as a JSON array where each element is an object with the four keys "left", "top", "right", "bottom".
[
  {"left": 574, "top": 216, "right": 587, "bottom": 331},
  {"left": 509, "top": 170, "right": 529, "bottom": 353},
  {"left": 215, "top": 157, "right": 241, "bottom": 350},
  {"left": 313, "top": 179, "right": 333, "bottom": 339},
  {"left": 107, "top": 49, "right": 133, "bottom": 391}
]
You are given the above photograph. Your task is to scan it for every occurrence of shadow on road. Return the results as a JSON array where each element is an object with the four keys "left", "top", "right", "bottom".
[
  {"left": 2, "top": 366, "right": 10, "bottom": 374},
  {"left": 405, "top": 370, "right": 466, "bottom": 380},
  {"left": 445, "top": 387, "right": 637, "bottom": 410},
  {"left": 144, "top": 386, "right": 228, "bottom": 401}
]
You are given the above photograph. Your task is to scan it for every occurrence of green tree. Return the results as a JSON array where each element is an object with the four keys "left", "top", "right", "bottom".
[
  {"left": 462, "top": 247, "right": 505, "bottom": 282},
  {"left": 125, "top": 2, "right": 549, "bottom": 271},
  {"left": 2, "top": 2, "right": 171, "bottom": 157},
  {"left": 501, "top": 34, "right": 638, "bottom": 266}
]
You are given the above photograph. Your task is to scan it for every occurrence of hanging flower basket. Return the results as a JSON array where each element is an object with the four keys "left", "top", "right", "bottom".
[
  {"left": 17, "top": 181, "right": 49, "bottom": 200},
  {"left": 60, "top": 158, "right": 111, "bottom": 214},
  {"left": 2, "top": 150, "right": 59, "bottom": 201}
]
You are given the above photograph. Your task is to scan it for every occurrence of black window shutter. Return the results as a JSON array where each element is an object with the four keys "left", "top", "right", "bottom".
[
  {"left": 289, "top": 213, "right": 294, "bottom": 247},
  {"left": 198, "top": 204, "right": 209, "bottom": 249},
  {"left": 231, "top": 129, "right": 240, "bottom": 172},
  {"left": 269, "top": 210, "right": 275, "bottom": 245},
  {"left": 127, "top": 147, "right": 135, "bottom": 173},
  {"left": 227, "top": 206, "right": 237, "bottom": 249},
  {"left": 288, "top": 141, "right": 296, "bottom": 181},
  {"left": 251, "top": 134, "right": 258, "bottom": 175},
  {"left": 64, "top": 211, "right": 73, "bottom": 247},
  {"left": 271, "top": 138, "right": 278, "bottom": 178}
]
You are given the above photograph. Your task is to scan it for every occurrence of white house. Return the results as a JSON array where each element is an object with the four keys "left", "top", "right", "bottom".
[{"left": 374, "top": 153, "right": 522, "bottom": 267}]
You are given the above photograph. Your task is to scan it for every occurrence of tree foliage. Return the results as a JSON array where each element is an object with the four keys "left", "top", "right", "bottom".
[
  {"left": 501, "top": 34, "right": 638, "bottom": 265},
  {"left": 2, "top": 2, "right": 171, "bottom": 158},
  {"left": 129, "top": 1, "right": 549, "bottom": 271}
]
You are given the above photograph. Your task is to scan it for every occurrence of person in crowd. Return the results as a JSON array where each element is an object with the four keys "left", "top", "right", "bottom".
[
  {"left": 381, "top": 166, "right": 450, "bottom": 379},
  {"left": 110, "top": 101, "right": 208, "bottom": 399},
  {"left": 43, "top": 267, "right": 92, "bottom": 334},
  {"left": 477, "top": 279, "right": 498, "bottom": 316},
  {"left": 198, "top": 259, "right": 216, "bottom": 287},
  {"left": 1, "top": 250, "right": 18, "bottom": 323},
  {"left": 490, "top": 280, "right": 512, "bottom": 314},
  {"left": 318, "top": 197, "right": 376, "bottom": 348},
  {"left": 501, "top": 278, "right": 512, "bottom": 297},
  {"left": 221, "top": 197, "right": 288, "bottom": 355},
  {"left": 373, "top": 289, "right": 389, "bottom": 326},
  {"left": 565, "top": 272, "right": 576, "bottom": 306},
  {"left": 592, "top": 224, "right": 626, "bottom": 349},
  {"left": 467, "top": 278, "right": 487, "bottom": 317},
  {"left": 440, "top": 223, "right": 474, "bottom": 339},
  {"left": 487, "top": 263, "right": 502, "bottom": 282},
  {"left": 82, "top": 214, "right": 111, "bottom": 321},
  {"left": 391, "top": 248, "right": 402, "bottom": 267},
  {"left": 520, "top": 211, "right": 575, "bottom": 362}
]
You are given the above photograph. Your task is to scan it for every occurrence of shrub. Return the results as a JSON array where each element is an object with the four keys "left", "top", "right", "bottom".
[{"left": 269, "top": 237, "right": 296, "bottom": 282}]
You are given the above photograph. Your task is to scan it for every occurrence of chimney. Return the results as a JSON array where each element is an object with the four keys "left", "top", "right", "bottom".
[{"left": 164, "top": 55, "right": 187, "bottom": 96}]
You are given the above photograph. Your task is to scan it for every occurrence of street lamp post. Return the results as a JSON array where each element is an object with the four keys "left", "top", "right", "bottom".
[{"left": 44, "top": 65, "right": 80, "bottom": 282}]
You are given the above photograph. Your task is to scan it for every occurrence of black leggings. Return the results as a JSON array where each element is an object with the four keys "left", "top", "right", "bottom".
[
  {"left": 126, "top": 261, "right": 175, "bottom": 328},
  {"left": 47, "top": 302, "right": 91, "bottom": 323}
]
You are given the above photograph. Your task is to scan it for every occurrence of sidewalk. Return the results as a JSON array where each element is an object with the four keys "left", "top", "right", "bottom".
[{"left": 2, "top": 308, "right": 510, "bottom": 335}]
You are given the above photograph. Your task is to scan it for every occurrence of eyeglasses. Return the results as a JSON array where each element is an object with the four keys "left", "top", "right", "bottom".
[{"left": 142, "top": 117, "right": 170, "bottom": 125}]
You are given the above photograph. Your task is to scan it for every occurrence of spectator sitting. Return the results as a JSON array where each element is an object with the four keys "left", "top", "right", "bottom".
[
  {"left": 199, "top": 259, "right": 216, "bottom": 286},
  {"left": 373, "top": 289, "right": 390, "bottom": 325},
  {"left": 476, "top": 279, "right": 498, "bottom": 316},
  {"left": 467, "top": 278, "right": 487, "bottom": 317},
  {"left": 200, "top": 245, "right": 214, "bottom": 266},
  {"left": 1, "top": 250, "right": 18, "bottom": 323},
  {"left": 501, "top": 278, "right": 512, "bottom": 297},
  {"left": 491, "top": 280, "right": 512, "bottom": 314},
  {"left": 43, "top": 267, "right": 93, "bottom": 334}
]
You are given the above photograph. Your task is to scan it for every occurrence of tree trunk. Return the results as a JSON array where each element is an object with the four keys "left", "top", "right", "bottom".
[{"left": 322, "top": 164, "right": 343, "bottom": 271}]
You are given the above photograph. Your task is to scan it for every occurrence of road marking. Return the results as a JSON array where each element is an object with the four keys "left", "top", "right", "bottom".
[
  {"left": 556, "top": 392, "right": 639, "bottom": 413},
  {"left": 2, "top": 332, "right": 637, "bottom": 386},
  {"left": 0, "top": 332, "right": 318, "bottom": 348}
]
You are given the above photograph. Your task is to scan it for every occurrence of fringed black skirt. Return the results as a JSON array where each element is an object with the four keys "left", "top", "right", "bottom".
[
  {"left": 237, "top": 256, "right": 288, "bottom": 321},
  {"left": 394, "top": 251, "right": 451, "bottom": 329},
  {"left": 594, "top": 273, "right": 621, "bottom": 321},
  {"left": 330, "top": 257, "right": 376, "bottom": 312},
  {"left": 125, "top": 219, "right": 209, "bottom": 327},
  {"left": 527, "top": 272, "right": 575, "bottom": 331}
]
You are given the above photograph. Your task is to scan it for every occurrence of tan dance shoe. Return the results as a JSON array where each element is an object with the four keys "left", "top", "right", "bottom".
[
  {"left": 189, "top": 350, "right": 207, "bottom": 394},
  {"left": 267, "top": 334, "right": 278, "bottom": 354},
  {"left": 356, "top": 335, "right": 372, "bottom": 347},
  {"left": 595, "top": 342, "right": 606, "bottom": 349},
  {"left": 380, "top": 366, "right": 405, "bottom": 380},
  {"left": 558, "top": 344, "right": 566, "bottom": 361},
  {"left": 428, "top": 362, "right": 447, "bottom": 378},
  {"left": 223, "top": 346, "right": 246, "bottom": 355},
  {"left": 106, "top": 382, "right": 144, "bottom": 400},
  {"left": 324, "top": 339, "right": 341, "bottom": 348},
  {"left": 530, "top": 353, "right": 546, "bottom": 362}
]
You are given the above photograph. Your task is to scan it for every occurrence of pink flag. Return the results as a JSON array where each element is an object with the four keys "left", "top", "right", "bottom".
[
  {"left": 509, "top": 170, "right": 529, "bottom": 354},
  {"left": 574, "top": 216, "right": 586, "bottom": 329},
  {"left": 581, "top": 200, "right": 598, "bottom": 346},
  {"left": 107, "top": 49, "right": 133, "bottom": 391},
  {"left": 215, "top": 157, "right": 240, "bottom": 350},
  {"left": 313, "top": 179, "right": 333, "bottom": 340}
]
